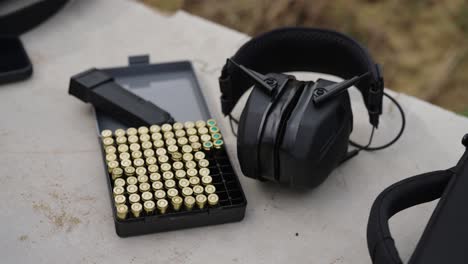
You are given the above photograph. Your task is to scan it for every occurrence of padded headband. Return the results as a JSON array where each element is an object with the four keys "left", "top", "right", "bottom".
[
  {"left": 367, "top": 170, "right": 453, "bottom": 263},
  {"left": 219, "top": 27, "right": 384, "bottom": 127}
]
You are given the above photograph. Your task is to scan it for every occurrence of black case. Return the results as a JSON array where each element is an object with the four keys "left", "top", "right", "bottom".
[{"left": 94, "top": 55, "right": 247, "bottom": 237}]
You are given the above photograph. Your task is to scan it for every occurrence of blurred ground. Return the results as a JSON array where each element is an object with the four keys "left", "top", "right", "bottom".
[{"left": 140, "top": 0, "right": 468, "bottom": 115}]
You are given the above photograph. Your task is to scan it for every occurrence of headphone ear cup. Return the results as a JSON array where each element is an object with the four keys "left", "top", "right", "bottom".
[
  {"left": 236, "top": 86, "right": 271, "bottom": 180},
  {"left": 278, "top": 82, "right": 353, "bottom": 187}
]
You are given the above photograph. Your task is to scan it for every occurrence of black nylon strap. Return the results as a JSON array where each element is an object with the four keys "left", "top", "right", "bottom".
[
  {"left": 0, "top": 0, "right": 68, "bottom": 36},
  {"left": 366, "top": 170, "right": 453, "bottom": 264},
  {"left": 219, "top": 27, "right": 384, "bottom": 127}
]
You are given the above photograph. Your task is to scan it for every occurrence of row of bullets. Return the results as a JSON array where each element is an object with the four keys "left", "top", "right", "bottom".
[{"left": 100, "top": 119, "right": 224, "bottom": 219}]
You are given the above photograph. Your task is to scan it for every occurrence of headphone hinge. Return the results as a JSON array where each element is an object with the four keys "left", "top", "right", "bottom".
[{"left": 219, "top": 68, "right": 233, "bottom": 115}]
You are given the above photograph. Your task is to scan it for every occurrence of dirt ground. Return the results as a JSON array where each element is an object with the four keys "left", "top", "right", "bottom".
[{"left": 141, "top": 0, "right": 468, "bottom": 115}]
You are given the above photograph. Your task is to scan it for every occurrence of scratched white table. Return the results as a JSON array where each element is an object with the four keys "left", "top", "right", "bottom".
[{"left": 2, "top": 1, "right": 468, "bottom": 263}]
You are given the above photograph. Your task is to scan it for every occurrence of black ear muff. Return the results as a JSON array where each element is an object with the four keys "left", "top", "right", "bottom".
[{"left": 278, "top": 80, "right": 353, "bottom": 187}]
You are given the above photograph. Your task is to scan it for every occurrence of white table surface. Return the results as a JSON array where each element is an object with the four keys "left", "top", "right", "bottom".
[{"left": 2, "top": 1, "right": 468, "bottom": 263}]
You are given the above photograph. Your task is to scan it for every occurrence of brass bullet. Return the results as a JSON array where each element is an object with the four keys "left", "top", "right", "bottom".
[
  {"left": 157, "top": 199, "right": 169, "bottom": 214},
  {"left": 144, "top": 149, "right": 155, "bottom": 158},
  {"left": 137, "top": 175, "right": 149, "bottom": 183},
  {"left": 153, "top": 138, "right": 164, "bottom": 149},
  {"left": 199, "top": 168, "right": 210, "bottom": 177},
  {"left": 171, "top": 196, "right": 183, "bottom": 211},
  {"left": 105, "top": 145, "right": 117, "bottom": 154},
  {"left": 155, "top": 148, "right": 167, "bottom": 156},
  {"left": 197, "top": 127, "right": 209, "bottom": 135},
  {"left": 107, "top": 160, "right": 119, "bottom": 172},
  {"left": 165, "top": 138, "right": 177, "bottom": 146},
  {"left": 149, "top": 124, "right": 161, "bottom": 134},
  {"left": 164, "top": 179, "right": 176, "bottom": 189},
  {"left": 121, "top": 160, "right": 134, "bottom": 171},
  {"left": 188, "top": 175, "right": 200, "bottom": 186},
  {"left": 124, "top": 166, "right": 136, "bottom": 176},
  {"left": 175, "top": 129, "right": 186, "bottom": 138},
  {"left": 206, "top": 119, "right": 217, "bottom": 127},
  {"left": 114, "top": 178, "right": 126, "bottom": 187},
  {"left": 141, "top": 191, "right": 153, "bottom": 202},
  {"left": 131, "top": 150, "right": 143, "bottom": 159},
  {"left": 171, "top": 152, "right": 183, "bottom": 162},
  {"left": 158, "top": 155, "right": 169, "bottom": 164},
  {"left": 126, "top": 184, "right": 138, "bottom": 194},
  {"left": 116, "top": 204, "right": 128, "bottom": 220},
  {"left": 198, "top": 159, "right": 210, "bottom": 168},
  {"left": 186, "top": 128, "right": 197, "bottom": 137},
  {"left": 181, "top": 145, "right": 193, "bottom": 154},
  {"left": 162, "top": 171, "right": 174, "bottom": 181},
  {"left": 141, "top": 141, "right": 153, "bottom": 150},
  {"left": 140, "top": 183, "right": 151, "bottom": 193},
  {"left": 172, "top": 161, "right": 184, "bottom": 171},
  {"left": 185, "top": 160, "right": 197, "bottom": 169},
  {"left": 146, "top": 156, "right": 157, "bottom": 166},
  {"left": 192, "top": 185, "right": 204, "bottom": 196},
  {"left": 209, "top": 126, "right": 220, "bottom": 134},
  {"left": 118, "top": 144, "right": 129, "bottom": 153},
  {"left": 111, "top": 167, "right": 123, "bottom": 180},
  {"left": 202, "top": 141, "right": 213, "bottom": 151},
  {"left": 211, "top": 132, "right": 223, "bottom": 141},
  {"left": 102, "top": 137, "right": 114, "bottom": 146},
  {"left": 147, "top": 164, "right": 159, "bottom": 173},
  {"left": 201, "top": 176, "right": 213, "bottom": 186},
  {"left": 167, "top": 144, "right": 178, "bottom": 154},
  {"left": 129, "top": 143, "right": 141, "bottom": 152},
  {"left": 116, "top": 136, "right": 127, "bottom": 145},
  {"left": 143, "top": 200, "right": 156, "bottom": 215},
  {"left": 172, "top": 122, "right": 184, "bottom": 131},
  {"left": 129, "top": 193, "right": 141, "bottom": 204},
  {"left": 191, "top": 142, "right": 202, "bottom": 151},
  {"left": 187, "top": 168, "right": 198, "bottom": 178},
  {"left": 181, "top": 187, "right": 193, "bottom": 197},
  {"left": 182, "top": 153, "right": 194, "bottom": 162},
  {"left": 213, "top": 139, "right": 224, "bottom": 149},
  {"left": 126, "top": 176, "right": 138, "bottom": 185},
  {"left": 188, "top": 135, "right": 200, "bottom": 144},
  {"left": 126, "top": 127, "right": 138, "bottom": 136},
  {"left": 152, "top": 181, "right": 164, "bottom": 191},
  {"left": 154, "top": 189, "right": 166, "bottom": 200},
  {"left": 133, "top": 158, "right": 145, "bottom": 168},
  {"left": 131, "top": 202, "right": 143, "bottom": 217},
  {"left": 195, "top": 120, "right": 206, "bottom": 128},
  {"left": 195, "top": 194, "right": 207, "bottom": 209},
  {"left": 194, "top": 151, "right": 205, "bottom": 161},
  {"left": 175, "top": 170, "right": 187, "bottom": 180},
  {"left": 135, "top": 166, "right": 147, "bottom": 176},
  {"left": 178, "top": 178, "right": 190, "bottom": 189},
  {"left": 200, "top": 134, "right": 211, "bottom": 143},
  {"left": 167, "top": 188, "right": 179, "bottom": 199},
  {"left": 163, "top": 131, "right": 175, "bottom": 139},
  {"left": 138, "top": 126, "right": 149, "bottom": 135},
  {"left": 149, "top": 173, "right": 161, "bottom": 182},
  {"left": 151, "top": 133, "right": 163, "bottom": 141},
  {"left": 204, "top": 184, "right": 216, "bottom": 195},
  {"left": 207, "top": 193, "right": 219, "bottom": 206},
  {"left": 161, "top": 123, "right": 173, "bottom": 132},
  {"left": 160, "top": 163, "right": 172, "bottom": 172},
  {"left": 184, "top": 196, "right": 195, "bottom": 210},
  {"left": 127, "top": 135, "right": 139, "bottom": 144},
  {"left": 114, "top": 194, "right": 126, "bottom": 205},
  {"left": 177, "top": 137, "right": 189, "bottom": 147},
  {"left": 119, "top": 152, "right": 131, "bottom": 161},
  {"left": 184, "top": 121, "right": 195, "bottom": 129},
  {"left": 114, "top": 128, "right": 126, "bottom": 137},
  {"left": 113, "top": 186, "right": 125, "bottom": 196},
  {"left": 101, "top": 129, "right": 113, "bottom": 138}
]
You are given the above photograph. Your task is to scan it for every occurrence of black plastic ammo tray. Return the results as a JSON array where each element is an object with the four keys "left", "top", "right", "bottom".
[{"left": 95, "top": 55, "right": 246, "bottom": 237}]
